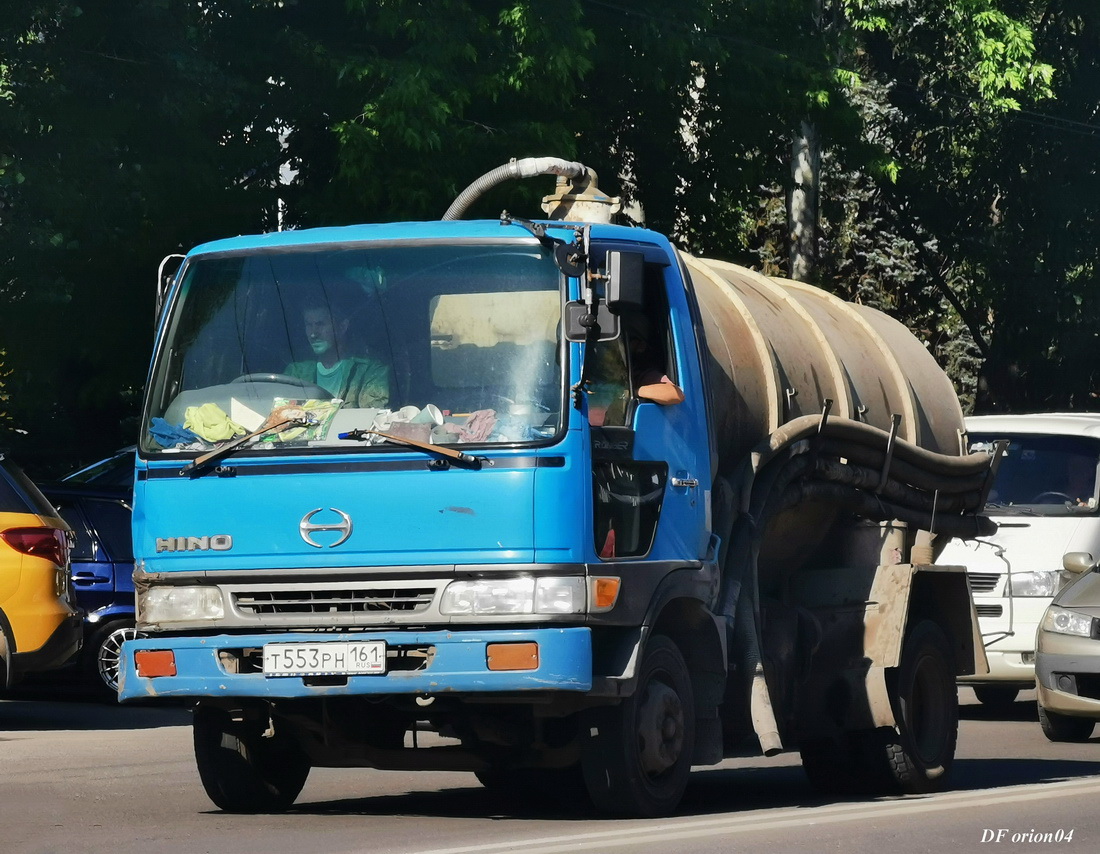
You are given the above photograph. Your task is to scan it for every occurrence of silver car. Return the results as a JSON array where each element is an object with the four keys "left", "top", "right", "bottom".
[{"left": 1036, "top": 552, "right": 1100, "bottom": 741}]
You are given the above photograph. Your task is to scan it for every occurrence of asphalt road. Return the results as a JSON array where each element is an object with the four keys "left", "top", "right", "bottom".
[{"left": 3, "top": 686, "right": 1100, "bottom": 854}]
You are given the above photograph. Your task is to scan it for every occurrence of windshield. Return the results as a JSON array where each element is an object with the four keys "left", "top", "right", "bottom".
[
  {"left": 971, "top": 432, "right": 1100, "bottom": 515},
  {"left": 143, "top": 242, "right": 564, "bottom": 456}
]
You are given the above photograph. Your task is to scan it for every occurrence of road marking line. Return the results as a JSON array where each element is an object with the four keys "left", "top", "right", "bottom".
[{"left": 400, "top": 776, "right": 1100, "bottom": 854}]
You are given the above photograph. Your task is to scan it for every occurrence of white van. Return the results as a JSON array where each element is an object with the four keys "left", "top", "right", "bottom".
[{"left": 941, "top": 413, "right": 1100, "bottom": 707}]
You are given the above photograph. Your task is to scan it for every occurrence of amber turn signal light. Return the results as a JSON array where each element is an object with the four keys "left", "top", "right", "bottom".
[
  {"left": 590, "top": 577, "right": 621, "bottom": 612},
  {"left": 486, "top": 642, "right": 539, "bottom": 671},
  {"left": 134, "top": 649, "right": 177, "bottom": 678}
]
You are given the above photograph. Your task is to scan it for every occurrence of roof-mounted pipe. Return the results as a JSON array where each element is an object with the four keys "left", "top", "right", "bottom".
[{"left": 443, "top": 157, "right": 619, "bottom": 223}]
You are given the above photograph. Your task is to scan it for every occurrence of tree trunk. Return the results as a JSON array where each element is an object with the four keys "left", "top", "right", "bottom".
[{"left": 789, "top": 119, "right": 820, "bottom": 282}]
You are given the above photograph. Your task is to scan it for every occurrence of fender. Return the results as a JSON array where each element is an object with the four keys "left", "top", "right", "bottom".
[
  {"left": 590, "top": 554, "right": 725, "bottom": 698},
  {"left": 85, "top": 604, "right": 137, "bottom": 626}
]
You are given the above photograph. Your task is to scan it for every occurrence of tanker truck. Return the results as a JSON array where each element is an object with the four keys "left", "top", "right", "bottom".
[{"left": 119, "top": 158, "right": 995, "bottom": 817}]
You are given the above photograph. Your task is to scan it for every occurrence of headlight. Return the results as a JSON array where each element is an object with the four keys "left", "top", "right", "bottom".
[
  {"left": 1041, "top": 605, "right": 1095, "bottom": 638},
  {"left": 138, "top": 586, "right": 225, "bottom": 624},
  {"left": 1007, "top": 570, "right": 1060, "bottom": 597},
  {"left": 440, "top": 577, "right": 586, "bottom": 616}
]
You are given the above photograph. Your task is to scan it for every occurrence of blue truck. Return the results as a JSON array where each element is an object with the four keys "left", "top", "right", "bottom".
[{"left": 120, "top": 158, "right": 996, "bottom": 816}]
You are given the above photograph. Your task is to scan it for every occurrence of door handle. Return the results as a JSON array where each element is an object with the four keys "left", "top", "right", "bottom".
[
  {"left": 72, "top": 572, "right": 110, "bottom": 585},
  {"left": 670, "top": 477, "right": 699, "bottom": 488}
]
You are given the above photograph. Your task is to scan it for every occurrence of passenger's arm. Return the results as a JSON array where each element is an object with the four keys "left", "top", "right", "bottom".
[{"left": 637, "top": 375, "right": 685, "bottom": 406}]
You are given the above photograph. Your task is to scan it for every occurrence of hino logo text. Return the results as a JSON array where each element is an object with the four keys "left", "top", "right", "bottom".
[{"left": 155, "top": 535, "right": 233, "bottom": 552}]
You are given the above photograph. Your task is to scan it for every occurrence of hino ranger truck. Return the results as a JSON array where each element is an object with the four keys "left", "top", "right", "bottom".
[{"left": 119, "top": 158, "right": 995, "bottom": 817}]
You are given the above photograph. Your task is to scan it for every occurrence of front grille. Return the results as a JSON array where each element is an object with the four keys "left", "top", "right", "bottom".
[
  {"left": 968, "top": 572, "right": 1001, "bottom": 593},
  {"left": 975, "top": 604, "right": 1003, "bottom": 618},
  {"left": 234, "top": 587, "right": 435, "bottom": 616}
]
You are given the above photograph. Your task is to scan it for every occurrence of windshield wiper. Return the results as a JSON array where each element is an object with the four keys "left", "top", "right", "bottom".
[
  {"left": 985, "top": 503, "right": 1037, "bottom": 516},
  {"left": 338, "top": 428, "right": 483, "bottom": 470},
  {"left": 182, "top": 415, "right": 316, "bottom": 476}
]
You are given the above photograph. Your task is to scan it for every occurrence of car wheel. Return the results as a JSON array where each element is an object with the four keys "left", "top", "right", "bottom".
[
  {"left": 1038, "top": 701, "right": 1095, "bottom": 742},
  {"left": 193, "top": 705, "right": 311, "bottom": 813},
  {"left": 83, "top": 619, "right": 144, "bottom": 702}
]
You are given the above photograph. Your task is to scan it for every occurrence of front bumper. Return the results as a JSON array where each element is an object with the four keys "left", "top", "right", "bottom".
[
  {"left": 960, "top": 647, "right": 1037, "bottom": 686},
  {"left": 1035, "top": 632, "right": 1100, "bottom": 718},
  {"left": 118, "top": 626, "right": 592, "bottom": 701},
  {"left": 10, "top": 612, "right": 83, "bottom": 677},
  {"left": 960, "top": 603, "right": 1045, "bottom": 686}
]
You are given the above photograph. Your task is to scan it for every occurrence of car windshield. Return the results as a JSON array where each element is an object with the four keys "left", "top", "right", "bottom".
[
  {"left": 142, "top": 242, "right": 564, "bottom": 456},
  {"left": 971, "top": 432, "right": 1100, "bottom": 515}
]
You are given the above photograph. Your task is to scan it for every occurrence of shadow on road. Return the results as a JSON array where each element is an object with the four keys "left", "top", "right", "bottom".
[
  {"left": 959, "top": 699, "right": 1039, "bottom": 723},
  {"left": 952, "top": 755, "right": 1100, "bottom": 790},
  {"left": 0, "top": 684, "right": 191, "bottom": 732},
  {"left": 278, "top": 754, "right": 1100, "bottom": 822}
]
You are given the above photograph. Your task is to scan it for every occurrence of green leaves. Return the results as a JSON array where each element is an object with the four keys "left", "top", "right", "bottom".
[{"left": 1, "top": 0, "right": 1097, "bottom": 472}]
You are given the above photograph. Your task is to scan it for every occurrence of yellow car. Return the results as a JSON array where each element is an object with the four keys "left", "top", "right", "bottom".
[{"left": 1, "top": 454, "right": 83, "bottom": 688}]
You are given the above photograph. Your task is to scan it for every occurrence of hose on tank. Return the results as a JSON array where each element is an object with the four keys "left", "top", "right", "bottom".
[
  {"left": 442, "top": 157, "right": 592, "bottom": 220},
  {"left": 751, "top": 414, "right": 994, "bottom": 479}
]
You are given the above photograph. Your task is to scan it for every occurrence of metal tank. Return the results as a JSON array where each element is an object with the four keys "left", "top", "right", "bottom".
[{"left": 683, "top": 254, "right": 966, "bottom": 468}]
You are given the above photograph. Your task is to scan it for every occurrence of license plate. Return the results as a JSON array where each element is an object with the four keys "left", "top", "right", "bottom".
[{"left": 262, "top": 641, "right": 387, "bottom": 677}]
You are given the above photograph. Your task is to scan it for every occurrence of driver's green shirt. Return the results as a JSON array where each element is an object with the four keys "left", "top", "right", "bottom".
[{"left": 284, "top": 357, "right": 390, "bottom": 408}]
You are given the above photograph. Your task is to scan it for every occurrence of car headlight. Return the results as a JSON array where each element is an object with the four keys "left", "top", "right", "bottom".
[
  {"left": 1041, "top": 605, "right": 1095, "bottom": 638},
  {"left": 440, "top": 577, "right": 586, "bottom": 616},
  {"left": 1007, "top": 570, "right": 1061, "bottom": 597},
  {"left": 138, "top": 586, "right": 225, "bottom": 624}
]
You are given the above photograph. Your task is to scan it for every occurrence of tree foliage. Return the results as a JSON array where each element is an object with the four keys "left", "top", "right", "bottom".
[{"left": 0, "top": 0, "right": 1096, "bottom": 474}]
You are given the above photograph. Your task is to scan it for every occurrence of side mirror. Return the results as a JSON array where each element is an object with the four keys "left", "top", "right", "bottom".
[
  {"left": 1063, "top": 552, "right": 1096, "bottom": 574},
  {"left": 564, "top": 302, "right": 619, "bottom": 342},
  {"left": 605, "top": 250, "right": 645, "bottom": 313}
]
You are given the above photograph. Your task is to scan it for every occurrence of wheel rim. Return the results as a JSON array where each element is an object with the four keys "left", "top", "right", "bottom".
[
  {"left": 635, "top": 672, "right": 685, "bottom": 779},
  {"left": 98, "top": 627, "right": 143, "bottom": 691},
  {"left": 908, "top": 649, "right": 950, "bottom": 764}
]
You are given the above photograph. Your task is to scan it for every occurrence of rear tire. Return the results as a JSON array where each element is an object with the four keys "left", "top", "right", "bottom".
[
  {"left": 884, "top": 619, "right": 958, "bottom": 793},
  {"left": 1038, "top": 702, "right": 1096, "bottom": 742},
  {"left": 972, "top": 685, "right": 1019, "bottom": 709},
  {"left": 193, "top": 706, "right": 311, "bottom": 812},
  {"left": 581, "top": 635, "right": 694, "bottom": 817},
  {"left": 802, "top": 620, "right": 958, "bottom": 796}
]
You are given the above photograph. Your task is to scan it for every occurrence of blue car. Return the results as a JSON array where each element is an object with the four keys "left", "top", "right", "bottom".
[{"left": 40, "top": 479, "right": 139, "bottom": 699}]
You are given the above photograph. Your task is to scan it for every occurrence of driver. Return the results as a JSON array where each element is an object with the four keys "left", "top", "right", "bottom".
[
  {"left": 1066, "top": 458, "right": 1097, "bottom": 507},
  {"left": 285, "top": 301, "right": 390, "bottom": 408}
]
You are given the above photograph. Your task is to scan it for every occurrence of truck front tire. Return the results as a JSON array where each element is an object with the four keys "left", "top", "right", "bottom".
[
  {"left": 193, "top": 706, "right": 311, "bottom": 813},
  {"left": 581, "top": 634, "right": 695, "bottom": 817}
]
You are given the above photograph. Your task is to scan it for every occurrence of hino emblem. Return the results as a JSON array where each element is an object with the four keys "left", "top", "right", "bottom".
[
  {"left": 156, "top": 535, "right": 232, "bottom": 553},
  {"left": 300, "top": 507, "right": 353, "bottom": 548}
]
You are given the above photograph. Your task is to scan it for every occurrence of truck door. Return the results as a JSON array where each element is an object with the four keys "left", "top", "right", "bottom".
[{"left": 589, "top": 257, "right": 711, "bottom": 562}]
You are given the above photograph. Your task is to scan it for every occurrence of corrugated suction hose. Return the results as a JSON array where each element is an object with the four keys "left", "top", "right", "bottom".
[{"left": 442, "top": 157, "right": 591, "bottom": 220}]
